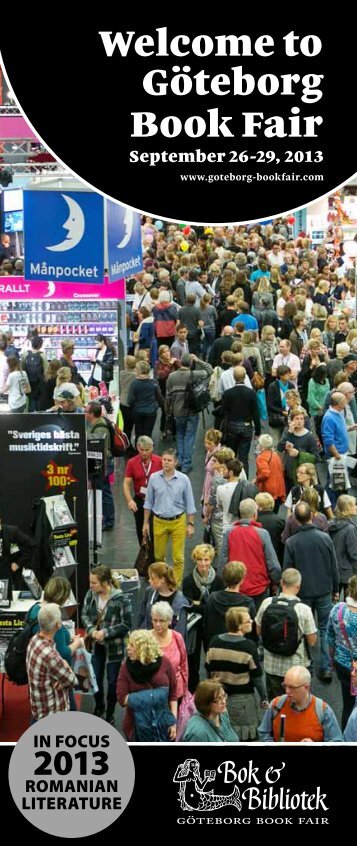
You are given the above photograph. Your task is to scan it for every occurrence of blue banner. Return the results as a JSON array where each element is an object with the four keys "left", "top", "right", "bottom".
[
  {"left": 24, "top": 191, "right": 104, "bottom": 283},
  {"left": 107, "top": 201, "right": 143, "bottom": 282}
]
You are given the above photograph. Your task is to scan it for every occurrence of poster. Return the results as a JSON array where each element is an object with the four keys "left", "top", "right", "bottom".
[
  {"left": 1, "top": 15, "right": 357, "bottom": 838},
  {"left": 0, "top": 414, "right": 89, "bottom": 606}
]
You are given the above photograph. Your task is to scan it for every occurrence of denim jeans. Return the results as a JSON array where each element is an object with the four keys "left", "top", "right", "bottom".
[
  {"left": 202, "top": 328, "right": 216, "bottom": 362},
  {"left": 92, "top": 643, "right": 121, "bottom": 718},
  {"left": 175, "top": 414, "right": 199, "bottom": 471},
  {"left": 303, "top": 593, "right": 332, "bottom": 673}
]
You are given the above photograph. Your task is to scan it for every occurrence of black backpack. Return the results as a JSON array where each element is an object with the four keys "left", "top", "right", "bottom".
[
  {"left": 4, "top": 603, "right": 40, "bottom": 685},
  {"left": 24, "top": 351, "right": 44, "bottom": 384},
  {"left": 184, "top": 368, "right": 210, "bottom": 414},
  {"left": 261, "top": 597, "right": 301, "bottom": 657}
]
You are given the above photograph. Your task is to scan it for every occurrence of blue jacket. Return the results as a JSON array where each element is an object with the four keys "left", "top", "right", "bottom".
[
  {"left": 321, "top": 408, "right": 349, "bottom": 455},
  {"left": 127, "top": 686, "right": 176, "bottom": 741}
]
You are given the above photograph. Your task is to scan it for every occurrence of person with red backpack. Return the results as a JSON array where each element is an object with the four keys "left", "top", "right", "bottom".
[{"left": 218, "top": 497, "right": 281, "bottom": 611}]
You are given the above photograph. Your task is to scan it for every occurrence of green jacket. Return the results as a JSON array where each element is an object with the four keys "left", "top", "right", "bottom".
[
  {"left": 307, "top": 380, "right": 330, "bottom": 417},
  {"left": 182, "top": 711, "right": 239, "bottom": 742},
  {"left": 81, "top": 588, "right": 132, "bottom": 662},
  {"left": 89, "top": 417, "right": 112, "bottom": 459}
]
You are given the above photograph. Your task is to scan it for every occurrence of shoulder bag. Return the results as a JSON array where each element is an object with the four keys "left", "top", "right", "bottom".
[{"left": 337, "top": 604, "right": 357, "bottom": 695}]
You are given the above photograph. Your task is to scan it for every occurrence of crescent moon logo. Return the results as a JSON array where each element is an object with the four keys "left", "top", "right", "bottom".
[
  {"left": 43, "top": 281, "right": 56, "bottom": 298},
  {"left": 117, "top": 208, "right": 134, "bottom": 250},
  {"left": 46, "top": 194, "right": 85, "bottom": 252}
]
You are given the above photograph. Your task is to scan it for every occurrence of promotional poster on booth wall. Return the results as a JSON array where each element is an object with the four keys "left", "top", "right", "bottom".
[{"left": 1, "top": 14, "right": 357, "bottom": 838}]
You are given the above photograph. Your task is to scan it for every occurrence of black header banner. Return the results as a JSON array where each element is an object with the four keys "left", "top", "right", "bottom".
[
  {"left": 0, "top": 16, "right": 355, "bottom": 222},
  {"left": 0, "top": 744, "right": 354, "bottom": 837}
]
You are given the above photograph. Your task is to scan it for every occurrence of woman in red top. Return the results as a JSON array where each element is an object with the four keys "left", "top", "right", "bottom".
[
  {"left": 117, "top": 629, "right": 177, "bottom": 741},
  {"left": 255, "top": 433, "right": 286, "bottom": 512}
]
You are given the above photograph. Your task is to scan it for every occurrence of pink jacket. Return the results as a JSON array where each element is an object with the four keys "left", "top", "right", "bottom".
[
  {"left": 202, "top": 445, "right": 221, "bottom": 517},
  {"left": 162, "top": 630, "right": 188, "bottom": 700}
]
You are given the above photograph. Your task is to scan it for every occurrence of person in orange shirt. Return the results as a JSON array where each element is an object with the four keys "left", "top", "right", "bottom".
[
  {"left": 255, "top": 434, "right": 286, "bottom": 513},
  {"left": 258, "top": 666, "right": 343, "bottom": 742}
]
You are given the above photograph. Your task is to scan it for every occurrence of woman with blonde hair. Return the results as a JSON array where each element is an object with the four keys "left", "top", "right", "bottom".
[
  {"left": 276, "top": 284, "right": 292, "bottom": 318},
  {"left": 154, "top": 344, "right": 177, "bottom": 436},
  {"left": 259, "top": 326, "right": 279, "bottom": 390},
  {"left": 311, "top": 303, "right": 328, "bottom": 331},
  {"left": 117, "top": 629, "right": 178, "bottom": 741},
  {"left": 323, "top": 314, "right": 338, "bottom": 354},
  {"left": 59, "top": 338, "right": 86, "bottom": 386},
  {"left": 284, "top": 461, "right": 332, "bottom": 518},
  {"left": 269, "top": 266, "right": 282, "bottom": 290},
  {"left": 38, "top": 358, "right": 62, "bottom": 411},
  {"left": 252, "top": 277, "right": 275, "bottom": 316},
  {"left": 242, "top": 330, "right": 264, "bottom": 378},
  {"left": 182, "top": 543, "right": 223, "bottom": 690},
  {"left": 198, "top": 293, "right": 218, "bottom": 361},
  {"left": 202, "top": 428, "right": 222, "bottom": 519},
  {"left": 329, "top": 495, "right": 357, "bottom": 599},
  {"left": 53, "top": 365, "right": 83, "bottom": 408}
]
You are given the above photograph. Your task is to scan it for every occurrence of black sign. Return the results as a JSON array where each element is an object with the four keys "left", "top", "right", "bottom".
[
  {"left": 0, "top": 18, "right": 354, "bottom": 221},
  {"left": 0, "top": 414, "right": 89, "bottom": 606},
  {"left": 0, "top": 744, "right": 355, "bottom": 833}
]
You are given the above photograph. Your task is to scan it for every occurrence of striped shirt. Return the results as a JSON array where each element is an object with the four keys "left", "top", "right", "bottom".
[
  {"left": 205, "top": 633, "right": 263, "bottom": 695},
  {"left": 26, "top": 634, "right": 77, "bottom": 721}
]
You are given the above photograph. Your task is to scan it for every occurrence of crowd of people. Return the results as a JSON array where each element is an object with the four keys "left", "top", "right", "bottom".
[
  {"left": 0, "top": 328, "right": 116, "bottom": 412},
  {"left": 20, "top": 215, "right": 357, "bottom": 743}
]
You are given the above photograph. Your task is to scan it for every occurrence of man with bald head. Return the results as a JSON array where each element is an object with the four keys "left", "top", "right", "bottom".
[
  {"left": 321, "top": 390, "right": 356, "bottom": 504},
  {"left": 321, "top": 391, "right": 349, "bottom": 461},
  {"left": 209, "top": 324, "right": 234, "bottom": 367},
  {"left": 221, "top": 365, "right": 260, "bottom": 476},
  {"left": 258, "top": 665, "right": 343, "bottom": 742}
]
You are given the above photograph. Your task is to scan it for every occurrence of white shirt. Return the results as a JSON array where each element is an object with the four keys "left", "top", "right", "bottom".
[
  {"left": 218, "top": 368, "right": 252, "bottom": 395},
  {"left": 216, "top": 474, "right": 247, "bottom": 530},
  {"left": 267, "top": 251, "right": 285, "bottom": 267},
  {"left": 6, "top": 370, "right": 29, "bottom": 409},
  {"left": 285, "top": 488, "right": 331, "bottom": 511},
  {"left": 272, "top": 352, "right": 301, "bottom": 386},
  {"left": 93, "top": 347, "right": 106, "bottom": 383}
]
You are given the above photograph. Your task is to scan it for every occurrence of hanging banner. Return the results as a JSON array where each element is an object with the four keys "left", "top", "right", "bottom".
[
  {"left": 24, "top": 191, "right": 104, "bottom": 284},
  {"left": 107, "top": 200, "right": 143, "bottom": 281},
  {"left": 0, "top": 274, "right": 125, "bottom": 300},
  {"left": 0, "top": 414, "right": 89, "bottom": 606}
]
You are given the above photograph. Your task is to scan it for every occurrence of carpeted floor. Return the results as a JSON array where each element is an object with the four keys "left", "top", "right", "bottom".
[
  {"left": 0, "top": 677, "right": 31, "bottom": 741},
  {"left": 0, "top": 679, "right": 83, "bottom": 742}
]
